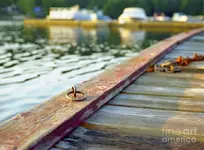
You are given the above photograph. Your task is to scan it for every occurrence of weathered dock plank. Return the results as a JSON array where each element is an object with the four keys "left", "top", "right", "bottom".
[
  {"left": 49, "top": 30, "right": 204, "bottom": 149},
  {"left": 182, "top": 41, "right": 204, "bottom": 47},
  {"left": 123, "top": 84, "right": 204, "bottom": 98},
  {"left": 134, "top": 74, "right": 204, "bottom": 88},
  {"left": 143, "top": 72, "right": 204, "bottom": 80},
  {"left": 164, "top": 53, "right": 204, "bottom": 60},
  {"left": 53, "top": 126, "right": 204, "bottom": 150},
  {"left": 190, "top": 36, "right": 204, "bottom": 42},
  {"left": 170, "top": 49, "right": 204, "bottom": 55},
  {"left": 172, "top": 48, "right": 204, "bottom": 53},
  {"left": 165, "top": 49, "right": 204, "bottom": 56},
  {"left": 82, "top": 106, "right": 204, "bottom": 141},
  {"left": 0, "top": 28, "right": 203, "bottom": 150},
  {"left": 52, "top": 127, "right": 175, "bottom": 150},
  {"left": 175, "top": 45, "right": 204, "bottom": 51},
  {"left": 109, "top": 93, "right": 204, "bottom": 112},
  {"left": 186, "top": 62, "right": 204, "bottom": 71}
]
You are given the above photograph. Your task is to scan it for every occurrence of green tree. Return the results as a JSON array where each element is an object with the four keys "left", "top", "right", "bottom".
[
  {"left": 41, "top": 0, "right": 67, "bottom": 14},
  {"left": 151, "top": 0, "right": 180, "bottom": 16},
  {"left": 103, "top": 0, "right": 137, "bottom": 18},
  {"left": 12, "top": 0, "right": 204, "bottom": 18},
  {"left": 0, "top": 0, "right": 14, "bottom": 7},
  {"left": 18, "top": 0, "right": 35, "bottom": 16},
  {"left": 183, "top": 0, "right": 204, "bottom": 15},
  {"left": 88, "top": 0, "right": 107, "bottom": 9},
  {"left": 65, "top": 0, "right": 91, "bottom": 8},
  {"left": 135, "top": 0, "right": 153, "bottom": 16}
]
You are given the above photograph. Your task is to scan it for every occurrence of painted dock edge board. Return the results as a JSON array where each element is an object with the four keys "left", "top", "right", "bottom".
[
  {"left": 0, "top": 28, "right": 203, "bottom": 150},
  {"left": 24, "top": 19, "right": 204, "bottom": 29}
]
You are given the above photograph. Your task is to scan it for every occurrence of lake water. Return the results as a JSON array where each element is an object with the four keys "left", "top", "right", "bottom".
[{"left": 0, "top": 21, "right": 175, "bottom": 122}]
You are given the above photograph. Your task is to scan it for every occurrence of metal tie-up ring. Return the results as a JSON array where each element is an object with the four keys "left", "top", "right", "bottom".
[{"left": 66, "top": 85, "right": 87, "bottom": 101}]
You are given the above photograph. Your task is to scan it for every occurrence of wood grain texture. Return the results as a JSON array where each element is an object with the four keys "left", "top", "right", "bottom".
[
  {"left": 0, "top": 29, "right": 203, "bottom": 150},
  {"left": 2, "top": 24, "right": 203, "bottom": 150},
  {"left": 168, "top": 50, "right": 204, "bottom": 55},
  {"left": 123, "top": 84, "right": 204, "bottom": 98},
  {"left": 109, "top": 93, "right": 204, "bottom": 112},
  {"left": 175, "top": 45, "right": 203, "bottom": 51},
  {"left": 50, "top": 31, "right": 204, "bottom": 150},
  {"left": 171, "top": 49, "right": 204, "bottom": 54},
  {"left": 190, "top": 36, "right": 204, "bottom": 42},
  {"left": 52, "top": 127, "right": 204, "bottom": 150},
  {"left": 83, "top": 106, "right": 204, "bottom": 141},
  {"left": 134, "top": 74, "right": 204, "bottom": 88},
  {"left": 143, "top": 72, "right": 204, "bottom": 80},
  {"left": 183, "top": 41, "right": 204, "bottom": 47}
]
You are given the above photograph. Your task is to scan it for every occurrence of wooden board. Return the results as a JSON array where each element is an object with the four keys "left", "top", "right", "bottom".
[
  {"left": 50, "top": 31, "right": 204, "bottom": 150},
  {"left": 83, "top": 106, "right": 204, "bottom": 141},
  {"left": 170, "top": 49, "right": 204, "bottom": 54},
  {"left": 51, "top": 126, "right": 204, "bottom": 150},
  {"left": 2, "top": 24, "right": 203, "bottom": 150},
  {"left": 134, "top": 74, "right": 204, "bottom": 88},
  {"left": 165, "top": 52, "right": 204, "bottom": 57},
  {"left": 172, "top": 48, "right": 204, "bottom": 53},
  {"left": 109, "top": 93, "right": 204, "bottom": 112},
  {"left": 175, "top": 45, "right": 203, "bottom": 51},
  {"left": 143, "top": 72, "right": 204, "bottom": 80},
  {"left": 1, "top": 29, "right": 204, "bottom": 150},
  {"left": 123, "top": 84, "right": 204, "bottom": 98},
  {"left": 190, "top": 36, "right": 204, "bottom": 42},
  {"left": 183, "top": 41, "right": 204, "bottom": 47}
]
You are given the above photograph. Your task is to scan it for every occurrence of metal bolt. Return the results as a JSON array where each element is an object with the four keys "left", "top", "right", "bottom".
[{"left": 66, "top": 85, "right": 87, "bottom": 102}]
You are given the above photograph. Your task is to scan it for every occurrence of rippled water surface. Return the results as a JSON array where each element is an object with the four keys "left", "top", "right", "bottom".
[{"left": 0, "top": 21, "right": 175, "bottom": 122}]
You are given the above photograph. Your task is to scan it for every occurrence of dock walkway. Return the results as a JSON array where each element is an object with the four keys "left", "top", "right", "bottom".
[
  {"left": 0, "top": 29, "right": 204, "bottom": 150},
  {"left": 51, "top": 32, "right": 204, "bottom": 149}
]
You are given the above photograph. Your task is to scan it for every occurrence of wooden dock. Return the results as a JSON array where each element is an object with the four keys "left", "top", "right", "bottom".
[
  {"left": 24, "top": 19, "right": 204, "bottom": 29},
  {"left": 49, "top": 31, "right": 204, "bottom": 150},
  {"left": 0, "top": 28, "right": 204, "bottom": 150}
]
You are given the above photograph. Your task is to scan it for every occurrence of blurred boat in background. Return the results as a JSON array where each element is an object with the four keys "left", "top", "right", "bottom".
[
  {"left": 187, "top": 15, "right": 204, "bottom": 23},
  {"left": 172, "top": 12, "right": 188, "bottom": 22},
  {"left": 172, "top": 12, "right": 203, "bottom": 23},
  {"left": 47, "top": 5, "right": 111, "bottom": 21},
  {"left": 153, "top": 12, "right": 170, "bottom": 21},
  {"left": 118, "top": 7, "right": 148, "bottom": 24}
]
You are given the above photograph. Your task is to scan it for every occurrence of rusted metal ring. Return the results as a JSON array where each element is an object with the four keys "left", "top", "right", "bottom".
[{"left": 66, "top": 86, "right": 87, "bottom": 101}]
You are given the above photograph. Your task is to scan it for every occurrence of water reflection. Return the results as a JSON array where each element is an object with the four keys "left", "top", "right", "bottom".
[
  {"left": 0, "top": 22, "right": 174, "bottom": 122},
  {"left": 49, "top": 26, "right": 81, "bottom": 43},
  {"left": 49, "top": 26, "right": 110, "bottom": 44},
  {"left": 119, "top": 28, "right": 145, "bottom": 46}
]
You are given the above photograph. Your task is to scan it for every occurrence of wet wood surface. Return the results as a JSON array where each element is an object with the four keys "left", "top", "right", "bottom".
[
  {"left": 2, "top": 27, "right": 203, "bottom": 150},
  {"left": 51, "top": 31, "right": 204, "bottom": 150}
]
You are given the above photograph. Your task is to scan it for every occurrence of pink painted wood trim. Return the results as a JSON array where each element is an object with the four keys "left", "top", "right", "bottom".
[{"left": 0, "top": 28, "right": 203, "bottom": 150}]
